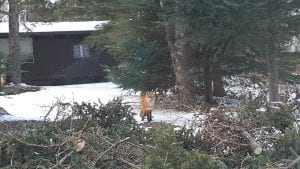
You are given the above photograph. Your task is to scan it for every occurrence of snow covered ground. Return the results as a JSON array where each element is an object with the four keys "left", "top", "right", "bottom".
[{"left": 0, "top": 82, "right": 195, "bottom": 126}]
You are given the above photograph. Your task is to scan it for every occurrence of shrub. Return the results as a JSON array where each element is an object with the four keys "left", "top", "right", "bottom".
[
  {"left": 143, "top": 125, "right": 227, "bottom": 169},
  {"left": 71, "top": 98, "right": 146, "bottom": 143},
  {"left": 0, "top": 99, "right": 146, "bottom": 168},
  {"left": 275, "top": 128, "right": 300, "bottom": 160},
  {"left": 242, "top": 101, "right": 294, "bottom": 132},
  {"left": 175, "top": 126, "right": 204, "bottom": 151}
]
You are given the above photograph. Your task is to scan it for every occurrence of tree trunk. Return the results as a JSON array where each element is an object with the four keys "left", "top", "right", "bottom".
[
  {"left": 163, "top": 24, "right": 196, "bottom": 107},
  {"left": 8, "top": 0, "right": 21, "bottom": 84},
  {"left": 173, "top": 48, "right": 196, "bottom": 107},
  {"left": 266, "top": 5, "right": 279, "bottom": 102},
  {"left": 267, "top": 54, "right": 279, "bottom": 102},
  {"left": 203, "top": 56, "right": 213, "bottom": 104},
  {"left": 212, "top": 73, "right": 225, "bottom": 97},
  {"left": 160, "top": 1, "right": 196, "bottom": 107}
]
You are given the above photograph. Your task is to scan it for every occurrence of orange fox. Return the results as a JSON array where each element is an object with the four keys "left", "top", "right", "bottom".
[{"left": 140, "top": 91, "right": 155, "bottom": 122}]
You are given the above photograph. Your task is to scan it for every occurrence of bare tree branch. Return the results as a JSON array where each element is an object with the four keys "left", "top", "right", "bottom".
[
  {"left": 50, "top": 151, "right": 74, "bottom": 169},
  {"left": 285, "top": 157, "right": 300, "bottom": 169},
  {"left": 117, "top": 157, "right": 141, "bottom": 169}
]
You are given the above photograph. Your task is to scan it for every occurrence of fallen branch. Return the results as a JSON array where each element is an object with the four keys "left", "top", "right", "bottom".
[
  {"left": 50, "top": 151, "right": 74, "bottom": 169},
  {"left": 9, "top": 133, "right": 68, "bottom": 149},
  {"left": 240, "top": 130, "right": 262, "bottom": 155},
  {"left": 284, "top": 156, "right": 300, "bottom": 169},
  {"left": 117, "top": 157, "right": 142, "bottom": 169},
  {"left": 94, "top": 137, "right": 130, "bottom": 166}
]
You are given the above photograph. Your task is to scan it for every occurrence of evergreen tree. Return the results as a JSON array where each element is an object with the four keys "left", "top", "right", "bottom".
[
  {"left": 246, "top": 0, "right": 300, "bottom": 102},
  {"left": 85, "top": 0, "right": 175, "bottom": 92},
  {"left": 55, "top": 0, "right": 300, "bottom": 105}
]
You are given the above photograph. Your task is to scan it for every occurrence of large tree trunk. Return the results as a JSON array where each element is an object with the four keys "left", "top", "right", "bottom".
[
  {"left": 8, "top": 0, "right": 21, "bottom": 84},
  {"left": 160, "top": 1, "right": 196, "bottom": 107},
  {"left": 163, "top": 23, "right": 196, "bottom": 107},
  {"left": 173, "top": 23, "right": 197, "bottom": 107}
]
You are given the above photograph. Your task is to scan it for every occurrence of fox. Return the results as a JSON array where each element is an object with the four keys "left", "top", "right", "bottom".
[{"left": 140, "top": 91, "right": 155, "bottom": 122}]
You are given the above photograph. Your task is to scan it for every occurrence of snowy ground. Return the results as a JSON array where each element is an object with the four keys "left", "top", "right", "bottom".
[{"left": 0, "top": 82, "right": 195, "bottom": 126}]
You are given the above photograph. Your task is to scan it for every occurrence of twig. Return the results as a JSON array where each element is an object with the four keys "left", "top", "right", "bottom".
[
  {"left": 204, "top": 128, "right": 248, "bottom": 147},
  {"left": 94, "top": 137, "right": 130, "bottom": 166},
  {"left": 163, "top": 152, "right": 169, "bottom": 167},
  {"left": 9, "top": 133, "right": 68, "bottom": 149},
  {"left": 116, "top": 157, "right": 141, "bottom": 169},
  {"left": 50, "top": 151, "right": 74, "bottom": 169},
  {"left": 78, "top": 114, "right": 92, "bottom": 137},
  {"left": 284, "top": 156, "right": 300, "bottom": 169},
  {"left": 42, "top": 102, "right": 58, "bottom": 122},
  {"left": 240, "top": 154, "right": 252, "bottom": 169}
]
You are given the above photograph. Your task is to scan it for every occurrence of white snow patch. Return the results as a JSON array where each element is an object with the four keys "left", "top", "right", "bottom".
[
  {"left": 133, "top": 109, "right": 196, "bottom": 127},
  {"left": 0, "top": 82, "right": 126, "bottom": 121},
  {"left": 0, "top": 82, "right": 197, "bottom": 126}
]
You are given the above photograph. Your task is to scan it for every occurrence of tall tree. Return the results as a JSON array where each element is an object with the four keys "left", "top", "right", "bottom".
[
  {"left": 85, "top": 0, "right": 175, "bottom": 92},
  {"left": 56, "top": 0, "right": 300, "bottom": 106},
  {"left": 8, "top": 0, "right": 21, "bottom": 84},
  {"left": 0, "top": 0, "right": 22, "bottom": 84},
  {"left": 245, "top": 0, "right": 300, "bottom": 102},
  {"left": 158, "top": 0, "right": 198, "bottom": 106}
]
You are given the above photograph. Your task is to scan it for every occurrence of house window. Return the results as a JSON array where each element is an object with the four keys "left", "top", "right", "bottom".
[
  {"left": 0, "top": 38, "right": 34, "bottom": 63},
  {"left": 20, "top": 38, "right": 34, "bottom": 63},
  {"left": 73, "top": 45, "right": 90, "bottom": 58}
]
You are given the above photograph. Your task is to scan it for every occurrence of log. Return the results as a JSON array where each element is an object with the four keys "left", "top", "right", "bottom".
[{"left": 241, "top": 130, "right": 262, "bottom": 155}]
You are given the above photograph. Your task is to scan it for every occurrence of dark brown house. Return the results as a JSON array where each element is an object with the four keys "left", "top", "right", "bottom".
[{"left": 0, "top": 21, "right": 115, "bottom": 85}]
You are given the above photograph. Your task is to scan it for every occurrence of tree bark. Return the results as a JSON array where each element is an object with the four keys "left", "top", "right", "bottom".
[
  {"left": 267, "top": 53, "right": 279, "bottom": 102},
  {"left": 160, "top": 1, "right": 196, "bottom": 107},
  {"left": 266, "top": 5, "right": 279, "bottom": 102},
  {"left": 203, "top": 56, "right": 213, "bottom": 104},
  {"left": 8, "top": 0, "right": 22, "bottom": 84},
  {"left": 213, "top": 74, "right": 226, "bottom": 97}
]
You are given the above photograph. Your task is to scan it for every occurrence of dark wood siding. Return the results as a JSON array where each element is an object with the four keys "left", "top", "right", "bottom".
[{"left": 21, "top": 33, "right": 116, "bottom": 85}]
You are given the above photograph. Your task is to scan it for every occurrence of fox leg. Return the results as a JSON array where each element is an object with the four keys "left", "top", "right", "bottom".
[
  {"left": 140, "top": 111, "right": 145, "bottom": 121},
  {"left": 146, "top": 110, "right": 152, "bottom": 122}
]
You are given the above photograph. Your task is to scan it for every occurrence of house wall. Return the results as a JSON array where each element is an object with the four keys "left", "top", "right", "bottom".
[{"left": 21, "top": 33, "right": 115, "bottom": 85}]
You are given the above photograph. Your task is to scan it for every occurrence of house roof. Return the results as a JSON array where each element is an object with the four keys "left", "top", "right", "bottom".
[{"left": 0, "top": 21, "right": 108, "bottom": 34}]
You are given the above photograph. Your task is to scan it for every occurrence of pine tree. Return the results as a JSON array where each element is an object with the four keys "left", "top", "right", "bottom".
[
  {"left": 85, "top": 0, "right": 175, "bottom": 92},
  {"left": 239, "top": 0, "right": 300, "bottom": 102}
]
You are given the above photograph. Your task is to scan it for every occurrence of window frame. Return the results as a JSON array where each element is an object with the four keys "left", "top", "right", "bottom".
[
  {"left": 73, "top": 44, "right": 90, "bottom": 59},
  {"left": 0, "top": 37, "right": 34, "bottom": 64}
]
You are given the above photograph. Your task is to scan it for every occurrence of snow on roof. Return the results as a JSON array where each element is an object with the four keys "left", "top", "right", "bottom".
[{"left": 0, "top": 21, "right": 109, "bottom": 34}]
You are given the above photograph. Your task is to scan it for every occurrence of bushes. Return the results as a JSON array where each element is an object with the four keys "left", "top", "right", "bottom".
[
  {"left": 275, "top": 128, "right": 300, "bottom": 160},
  {"left": 241, "top": 100, "right": 294, "bottom": 132},
  {"left": 71, "top": 98, "right": 145, "bottom": 142},
  {"left": 143, "top": 125, "right": 227, "bottom": 169},
  {"left": 1, "top": 98, "right": 300, "bottom": 168},
  {"left": 0, "top": 99, "right": 146, "bottom": 168}
]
